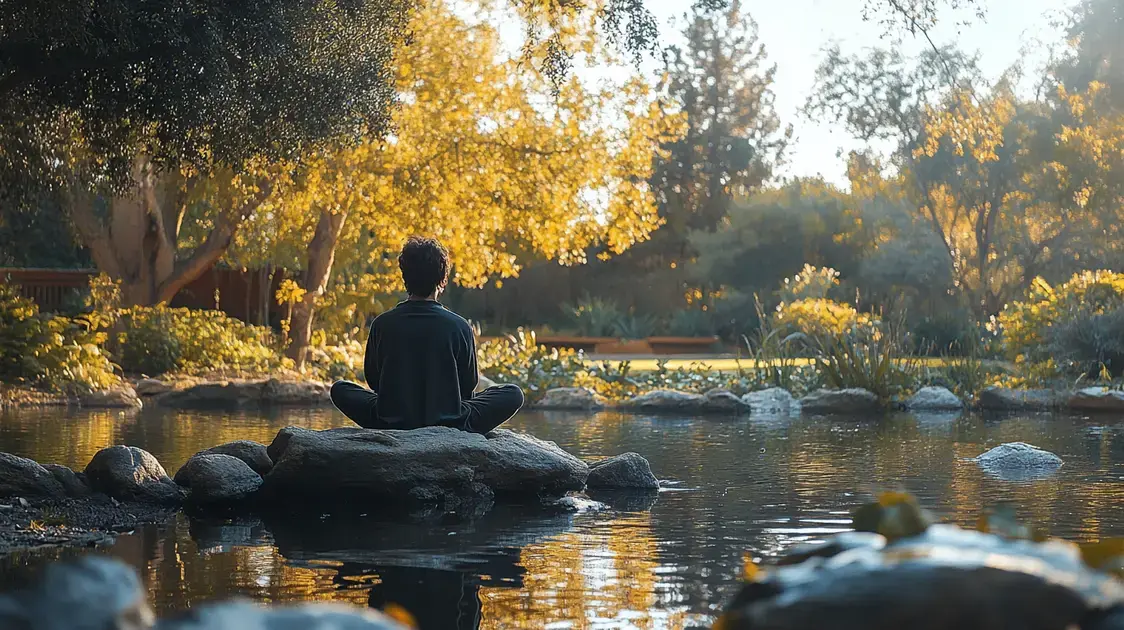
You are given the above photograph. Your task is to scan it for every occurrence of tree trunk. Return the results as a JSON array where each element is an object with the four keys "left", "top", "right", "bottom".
[
  {"left": 287, "top": 207, "right": 349, "bottom": 368},
  {"left": 64, "top": 158, "right": 270, "bottom": 307}
]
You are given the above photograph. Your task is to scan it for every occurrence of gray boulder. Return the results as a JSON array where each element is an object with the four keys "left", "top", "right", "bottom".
[
  {"left": 586, "top": 453, "right": 659, "bottom": 489},
  {"left": 619, "top": 389, "right": 702, "bottom": 412},
  {"left": 261, "top": 426, "right": 588, "bottom": 508},
  {"left": 43, "top": 463, "right": 91, "bottom": 497},
  {"left": 158, "top": 379, "right": 331, "bottom": 410},
  {"left": 906, "top": 386, "right": 964, "bottom": 411},
  {"left": 977, "top": 387, "right": 1062, "bottom": 411},
  {"left": 618, "top": 388, "right": 750, "bottom": 414},
  {"left": 1068, "top": 387, "right": 1124, "bottom": 412},
  {"left": 742, "top": 387, "right": 800, "bottom": 415},
  {"left": 973, "top": 442, "right": 1063, "bottom": 476},
  {"left": 0, "top": 556, "right": 154, "bottom": 630},
  {"left": 134, "top": 378, "right": 172, "bottom": 396},
  {"left": 174, "top": 454, "right": 262, "bottom": 506},
  {"left": 536, "top": 387, "right": 606, "bottom": 411},
  {"left": 0, "top": 453, "right": 65, "bottom": 498},
  {"left": 155, "top": 601, "right": 405, "bottom": 629},
  {"left": 85, "top": 445, "right": 185, "bottom": 505},
  {"left": 800, "top": 388, "right": 880, "bottom": 415},
  {"left": 196, "top": 440, "right": 273, "bottom": 476},
  {"left": 78, "top": 386, "right": 141, "bottom": 409}
]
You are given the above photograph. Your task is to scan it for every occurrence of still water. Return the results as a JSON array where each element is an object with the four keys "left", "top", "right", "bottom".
[{"left": 1, "top": 406, "right": 1123, "bottom": 628}]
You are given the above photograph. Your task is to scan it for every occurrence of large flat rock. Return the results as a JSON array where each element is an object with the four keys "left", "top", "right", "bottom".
[{"left": 260, "top": 426, "right": 588, "bottom": 509}]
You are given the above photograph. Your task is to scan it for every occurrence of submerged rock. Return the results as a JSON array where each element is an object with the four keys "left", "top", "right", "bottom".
[
  {"left": 0, "top": 556, "right": 154, "bottom": 630},
  {"left": 703, "top": 388, "right": 752, "bottom": 413},
  {"left": 1068, "top": 387, "right": 1124, "bottom": 412},
  {"left": 536, "top": 387, "right": 606, "bottom": 411},
  {"left": 973, "top": 442, "right": 1063, "bottom": 477},
  {"left": 260, "top": 426, "right": 588, "bottom": 509},
  {"left": 906, "top": 386, "right": 963, "bottom": 411},
  {"left": 174, "top": 454, "right": 262, "bottom": 506},
  {"left": 742, "top": 387, "right": 800, "bottom": 415},
  {"left": 586, "top": 452, "right": 659, "bottom": 489},
  {"left": 43, "top": 464, "right": 91, "bottom": 497},
  {"left": 0, "top": 453, "right": 65, "bottom": 499},
  {"left": 78, "top": 386, "right": 142, "bottom": 409},
  {"left": 84, "top": 445, "right": 185, "bottom": 505},
  {"left": 717, "top": 524, "right": 1124, "bottom": 630},
  {"left": 800, "top": 388, "right": 880, "bottom": 415},
  {"left": 977, "top": 387, "right": 1062, "bottom": 411},
  {"left": 196, "top": 440, "right": 273, "bottom": 477},
  {"left": 156, "top": 601, "right": 406, "bottom": 629}
]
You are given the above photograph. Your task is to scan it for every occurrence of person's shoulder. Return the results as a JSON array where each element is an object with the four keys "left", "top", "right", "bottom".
[
  {"left": 371, "top": 301, "right": 408, "bottom": 325},
  {"left": 438, "top": 305, "right": 474, "bottom": 331}
]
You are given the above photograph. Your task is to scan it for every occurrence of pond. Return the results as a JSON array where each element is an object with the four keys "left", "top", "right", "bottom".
[{"left": 1, "top": 406, "right": 1123, "bottom": 629}]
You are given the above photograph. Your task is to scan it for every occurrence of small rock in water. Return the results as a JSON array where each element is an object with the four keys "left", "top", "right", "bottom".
[
  {"left": 1068, "top": 387, "right": 1124, "bottom": 412},
  {"left": 43, "top": 463, "right": 91, "bottom": 497},
  {"left": 134, "top": 378, "right": 171, "bottom": 396},
  {"left": 906, "top": 386, "right": 963, "bottom": 411},
  {"left": 977, "top": 387, "right": 1061, "bottom": 411},
  {"left": 196, "top": 440, "right": 273, "bottom": 476},
  {"left": 799, "top": 388, "right": 880, "bottom": 415},
  {"left": 974, "top": 442, "right": 1063, "bottom": 476},
  {"left": 85, "top": 445, "right": 185, "bottom": 505},
  {"left": 549, "top": 495, "right": 608, "bottom": 512},
  {"left": 0, "top": 453, "right": 66, "bottom": 499},
  {"left": 536, "top": 387, "right": 606, "bottom": 411},
  {"left": 587, "top": 452, "right": 659, "bottom": 489},
  {"left": 742, "top": 387, "right": 799, "bottom": 415},
  {"left": 174, "top": 454, "right": 262, "bottom": 506}
]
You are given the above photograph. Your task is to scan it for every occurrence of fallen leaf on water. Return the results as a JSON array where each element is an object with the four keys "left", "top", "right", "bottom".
[
  {"left": 383, "top": 602, "right": 418, "bottom": 628},
  {"left": 742, "top": 553, "right": 765, "bottom": 582}
]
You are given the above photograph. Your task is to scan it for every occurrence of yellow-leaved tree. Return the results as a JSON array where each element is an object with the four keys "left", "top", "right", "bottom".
[{"left": 247, "top": 0, "right": 683, "bottom": 366}]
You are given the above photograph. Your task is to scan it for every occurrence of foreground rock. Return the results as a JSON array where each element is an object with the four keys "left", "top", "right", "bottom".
[
  {"left": 85, "top": 446, "right": 185, "bottom": 505},
  {"left": 0, "top": 453, "right": 65, "bottom": 499},
  {"left": 0, "top": 494, "right": 177, "bottom": 556},
  {"left": 174, "top": 454, "right": 262, "bottom": 507},
  {"left": 535, "top": 387, "right": 606, "bottom": 411},
  {"left": 261, "top": 426, "right": 588, "bottom": 510},
  {"left": 906, "top": 386, "right": 963, "bottom": 411},
  {"left": 742, "top": 387, "right": 800, "bottom": 415},
  {"left": 977, "top": 387, "right": 1062, "bottom": 411},
  {"left": 0, "top": 556, "right": 406, "bottom": 630},
  {"left": 973, "top": 442, "right": 1063, "bottom": 479},
  {"left": 196, "top": 440, "right": 273, "bottom": 476},
  {"left": 800, "top": 388, "right": 880, "bottom": 415},
  {"left": 156, "top": 378, "right": 330, "bottom": 409},
  {"left": 586, "top": 453, "right": 659, "bottom": 489},
  {"left": 1068, "top": 387, "right": 1124, "bottom": 412},
  {"left": 717, "top": 523, "right": 1124, "bottom": 630},
  {"left": 618, "top": 388, "right": 750, "bottom": 414}
]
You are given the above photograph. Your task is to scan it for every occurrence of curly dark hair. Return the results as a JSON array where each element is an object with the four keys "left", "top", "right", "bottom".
[{"left": 398, "top": 236, "right": 450, "bottom": 298}]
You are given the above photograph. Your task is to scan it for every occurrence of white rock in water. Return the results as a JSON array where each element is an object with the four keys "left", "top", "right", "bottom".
[
  {"left": 974, "top": 442, "right": 1063, "bottom": 470},
  {"left": 906, "top": 386, "right": 963, "bottom": 411},
  {"left": 742, "top": 388, "right": 799, "bottom": 415},
  {"left": 536, "top": 387, "right": 606, "bottom": 410}
]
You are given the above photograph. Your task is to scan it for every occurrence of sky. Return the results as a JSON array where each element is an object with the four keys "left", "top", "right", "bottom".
[{"left": 630, "top": 0, "right": 1074, "bottom": 184}]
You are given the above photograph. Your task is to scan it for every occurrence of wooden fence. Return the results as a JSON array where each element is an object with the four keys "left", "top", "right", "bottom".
[{"left": 0, "top": 267, "right": 288, "bottom": 325}]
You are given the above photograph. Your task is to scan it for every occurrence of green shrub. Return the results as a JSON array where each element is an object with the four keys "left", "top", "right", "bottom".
[
  {"left": 776, "top": 264, "right": 841, "bottom": 303},
  {"left": 613, "top": 313, "right": 659, "bottom": 340},
  {"left": 561, "top": 295, "right": 620, "bottom": 337},
  {"left": 114, "top": 306, "right": 282, "bottom": 375},
  {"left": 668, "top": 309, "right": 716, "bottom": 337},
  {"left": 999, "top": 271, "right": 1124, "bottom": 377},
  {"left": 0, "top": 283, "right": 118, "bottom": 392},
  {"left": 800, "top": 315, "right": 920, "bottom": 404},
  {"left": 478, "top": 329, "right": 585, "bottom": 400},
  {"left": 911, "top": 310, "right": 979, "bottom": 355}
]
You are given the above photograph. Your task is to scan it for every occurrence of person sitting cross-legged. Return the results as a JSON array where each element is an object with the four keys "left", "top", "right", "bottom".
[{"left": 330, "top": 236, "right": 525, "bottom": 434}]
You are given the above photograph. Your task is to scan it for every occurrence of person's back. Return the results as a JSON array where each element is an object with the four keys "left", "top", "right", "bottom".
[
  {"left": 366, "top": 299, "right": 475, "bottom": 428},
  {"left": 329, "top": 236, "right": 524, "bottom": 433}
]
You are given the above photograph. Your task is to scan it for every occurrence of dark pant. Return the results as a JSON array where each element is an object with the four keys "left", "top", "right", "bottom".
[{"left": 329, "top": 381, "right": 525, "bottom": 434}]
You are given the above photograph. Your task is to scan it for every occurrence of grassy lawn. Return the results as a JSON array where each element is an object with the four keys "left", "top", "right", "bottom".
[{"left": 580, "top": 356, "right": 971, "bottom": 372}]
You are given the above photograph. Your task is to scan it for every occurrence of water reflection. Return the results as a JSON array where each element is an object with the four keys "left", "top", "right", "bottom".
[{"left": 0, "top": 406, "right": 1123, "bottom": 628}]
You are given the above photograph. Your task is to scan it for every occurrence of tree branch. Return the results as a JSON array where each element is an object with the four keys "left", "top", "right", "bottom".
[{"left": 154, "top": 181, "right": 272, "bottom": 304}]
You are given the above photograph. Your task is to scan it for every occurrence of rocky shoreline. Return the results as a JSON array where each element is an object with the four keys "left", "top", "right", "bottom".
[
  {"left": 0, "top": 424, "right": 658, "bottom": 557},
  {"left": 7, "top": 377, "right": 1124, "bottom": 416}
]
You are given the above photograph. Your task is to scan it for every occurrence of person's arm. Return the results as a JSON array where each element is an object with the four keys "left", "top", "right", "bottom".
[
  {"left": 364, "top": 319, "right": 380, "bottom": 393},
  {"left": 458, "top": 328, "right": 479, "bottom": 400}
]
